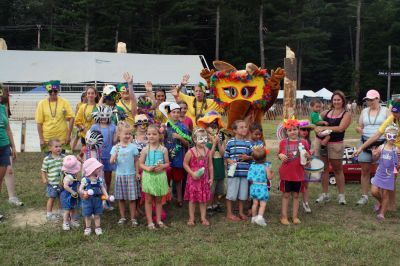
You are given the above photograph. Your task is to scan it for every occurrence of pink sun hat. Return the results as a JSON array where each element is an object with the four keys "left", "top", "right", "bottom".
[
  {"left": 83, "top": 158, "right": 103, "bottom": 176},
  {"left": 363, "top": 90, "right": 380, "bottom": 100},
  {"left": 62, "top": 155, "right": 81, "bottom": 174}
]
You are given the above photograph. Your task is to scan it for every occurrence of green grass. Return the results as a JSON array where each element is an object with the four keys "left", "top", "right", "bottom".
[{"left": 1, "top": 145, "right": 400, "bottom": 265}]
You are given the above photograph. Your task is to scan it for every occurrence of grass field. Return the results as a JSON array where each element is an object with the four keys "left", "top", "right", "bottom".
[{"left": 1, "top": 119, "right": 399, "bottom": 266}]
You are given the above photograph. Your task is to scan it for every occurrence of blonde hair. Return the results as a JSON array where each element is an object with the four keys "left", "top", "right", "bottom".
[
  {"left": 192, "top": 127, "right": 207, "bottom": 141},
  {"left": 117, "top": 121, "right": 133, "bottom": 136}
]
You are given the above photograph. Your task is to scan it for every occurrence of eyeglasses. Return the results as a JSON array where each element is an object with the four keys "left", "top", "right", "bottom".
[
  {"left": 386, "top": 133, "right": 397, "bottom": 140},
  {"left": 135, "top": 119, "right": 149, "bottom": 126}
]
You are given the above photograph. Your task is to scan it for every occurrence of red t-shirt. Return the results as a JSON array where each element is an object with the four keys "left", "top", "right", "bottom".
[
  {"left": 278, "top": 138, "right": 310, "bottom": 181},
  {"left": 181, "top": 116, "right": 193, "bottom": 132}
]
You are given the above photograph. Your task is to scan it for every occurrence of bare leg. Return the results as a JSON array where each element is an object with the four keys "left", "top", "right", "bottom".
[
  {"left": 258, "top": 201, "right": 267, "bottom": 217},
  {"left": 281, "top": 193, "right": 290, "bottom": 219},
  {"left": 188, "top": 201, "right": 195, "bottom": 223},
  {"left": 292, "top": 192, "right": 300, "bottom": 219},
  {"left": 103, "top": 171, "right": 112, "bottom": 194},
  {"left": 0, "top": 166, "right": 7, "bottom": 192},
  {"left": 331, "top": 159, "right": 345, "bottom": 194},
  {"left": 320, "top": 155, "right": 330, "bottom": 194},
  {"left": 47, "top": 198, "right": 55, "bottom": 213},
  {"left": 302, "top": 182, "right": 309, "bottom": 203},
  {"left": 176, "top": 180, "right": 182, "bottom": 203},
  {"left": 380, "top": 189, "right": 390, "bottom": 216},
  {"left": 5, "top": 164, "right": 17, "bottom": 198},
  {"left": 251, "top": 199, "right": 259, "bottom": 217},
  {"left": 129, "top": 200, "right": 137, "bottom": 220},
  {"left": 371, "top": 185, "right": 382, "bottom": 204},
  {"left": 145, "top": 194, "right": 154, "bottom": 225},
  {"left": 239, "top": 200, "right": 247, "bottom": 219},
  {"left": 84, "top": 217, "right": 91, "bottom": 228},
  {"left": 63, "top": 210, "right": 70, "bottom": 224},
  {"left": 226, "top": 199, "right": 239, "bottom": 220},
  {"left": 118, "top": 200, "right": 126, "bottom": 219},
  {"left": 94, "top": 215, "right": 101, "bottom": 228},
  {"left": 200, "top": 203, "right": 209, "bottom": 225},
  {"left": 155, "top": 197, "right": 163, "bottom": 224},
  {"left": 360, "top": 163, "right": 371, "bottom": 196}
]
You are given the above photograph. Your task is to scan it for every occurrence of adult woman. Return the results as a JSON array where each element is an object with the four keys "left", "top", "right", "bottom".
[
  {"left": 74, "top": 86, "right": 99, "bottom": 145},
  {"left": 355, "top": 97, "right": 400, "bottom": 210},
  {"left": 171, "top": 74, "right": 222, "bottom": 126},
  {"left": 152, "top": 86, "right": 168, "bottom": 124},
  {"left": 0, "top": 85, "right": 17, "bottom": 219},
  {"left": 314, "top": 91, "right": 352, "bottom": 205},
  {"left": 355, "top": 90, "right": 388, "bottom": 205},
  {"left": 35, "top": 80, "right": 74, "bottom": 152}
]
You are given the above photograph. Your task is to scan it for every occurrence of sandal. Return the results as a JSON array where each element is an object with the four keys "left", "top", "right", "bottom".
[
  {"left": 158, "top": 221, "right": 168, "bottom": 228},
  {"left": 201, "top": 219, "right": 210, "bottom": 226},
  {"left": 227, "top": 215, "right": 241, "bottom": 222},
  {"left": 187, "top": 220, "right": 195, "bottom": 226},
  {"left": 239, "top": 214, "right": 248, "bottom": 221},
  {"left": 147, "top": 223, "right": 156, "bottom": 230}
]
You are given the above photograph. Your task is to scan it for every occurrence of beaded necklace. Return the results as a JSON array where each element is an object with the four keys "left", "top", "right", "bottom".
[
  {"left": 48, "top": 98, "right": 58, "bottom": 119},
  {"left": 83, "top": 103, "right": 95, "bottom": 123},
  {"left": 167, "top": 119, "right": 192, "bottom": 142},
  {"left": 120, "top": 99, "right": 131, "bottom": 113},
  {"left": 194, "top": 98, "right": 207, "bottom": 121}
]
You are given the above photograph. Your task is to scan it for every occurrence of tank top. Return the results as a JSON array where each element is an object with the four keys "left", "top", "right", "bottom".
[
  {"left": 361, "top": 107, "right": 387, "bottom": 139},
  {"left": 323, "top": 109, "right": 346, "bottom": 142}
]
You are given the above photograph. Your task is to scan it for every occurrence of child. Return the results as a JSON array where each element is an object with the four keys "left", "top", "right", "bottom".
[
  {"left": 110, "top": 122, "right": 141, "bottom": 226},
  {"left": 79, "top": 158, "right": 110, "bottom": 236},
  {"left": 183, "top": 128, "right": 213, "bottom": 226},
  {"left": 178, "top": 100, "right": 193, "bottom": 134},
  {"left": 370, "top": 125, "right": 398, "bottom": 220},
  {"left": 224, "top": 120, "right": 253, "bottom": 221},
  {"left": 78, "top": 129, "right": 103, "bottom": 162},
  {"left": 159, "top": 102, "right": 191, "bottom": 207},
  {"left": 60, "top": 155, "right": 81, "bottom": 231},
  {"left": 247, "top": 146, "right": 272, "bottom": 226},
  {"left": 91, "top": 105, "right": 117, "bottom": 198},
  {"left": 198, "top": 111, "right": 225, "bottom": 212},
  {"left": 41, "top": 138, "right": 65, "bottom": 221},
  {"left": 139, "top": 124, "right": 170, "bottom": 229},
  {"left": 278, "top": 118, "right": 311, "bottom": 225},
  {"left": 133, "top": 114, "right": 149, "bottom": 153},
  {"left": 310, "top": 99, "right": 330, "bottom": 153},
  {"left": 249, "top": 123, "right": 266, "bottom": 147},
  {"left": 298, "top": 120, "right": 315, "bottom": 213}
]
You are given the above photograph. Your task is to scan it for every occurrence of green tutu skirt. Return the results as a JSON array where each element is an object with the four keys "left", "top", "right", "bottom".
[{"left": 142, "top": 170, "right": 169, "bottom": 196}]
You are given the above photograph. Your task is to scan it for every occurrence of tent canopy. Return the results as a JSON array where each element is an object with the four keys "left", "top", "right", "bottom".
[
  {"left": 0, "top": 50, "right": 207, "bottom": 85},
  {"left": 316, "top": 88, "right": 333, "bottom": 100},
  {"left": 277, "top": 90, "right": 316, "bottom": 99}
]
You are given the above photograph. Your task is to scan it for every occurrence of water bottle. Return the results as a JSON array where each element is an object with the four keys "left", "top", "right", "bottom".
[
  {"left": 299, "top": 143, "right": 307, "bottom": 166},
  {"left": 227, "top": 162, "right": 238, "bottom": 178}
]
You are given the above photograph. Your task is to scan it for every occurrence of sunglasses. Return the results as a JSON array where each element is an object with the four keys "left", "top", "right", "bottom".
[
  {"left": 135, "top": 119, "right": 149, "bottom": 125},
  {"left": 386, "top": 133, "right": 397, "bottom": 140},
  {"left": 48, "top": 89, "right": 58, "bottom": 94}
]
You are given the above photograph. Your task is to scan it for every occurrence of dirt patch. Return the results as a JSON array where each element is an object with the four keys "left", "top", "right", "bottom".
[{"left": 11, "top": 208, "right": 47, "bottom": 228}]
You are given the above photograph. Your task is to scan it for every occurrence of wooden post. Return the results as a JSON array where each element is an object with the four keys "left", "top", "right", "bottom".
[
  {"left": 283, "top": 46, "right": 297, "bottom": 119},
  {"left": 21, "top": 119, "right": 26, "bottom": 152}
]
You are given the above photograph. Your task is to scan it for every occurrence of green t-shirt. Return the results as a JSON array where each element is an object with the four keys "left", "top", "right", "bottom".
[
  {"left": 310, "top": 111, "right": 322, "bottom": 125},
  {"left": 41, "top": 154, "right": 65, "bottom": 186},
  {"left": 0, "top": 104, "right": 10, "bottom": 147},
  {"left": 206, "top": 142, "right": 225, "bottom": 180}
]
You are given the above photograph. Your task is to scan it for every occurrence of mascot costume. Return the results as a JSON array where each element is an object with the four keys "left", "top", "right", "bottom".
[{"left": 200, "top": 61, "right": 284, "bottom": 130}]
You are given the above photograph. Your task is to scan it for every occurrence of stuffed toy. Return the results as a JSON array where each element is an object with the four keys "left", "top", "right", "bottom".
[{"left": 202, "top": 61, "right": 284, "bottom": 130}]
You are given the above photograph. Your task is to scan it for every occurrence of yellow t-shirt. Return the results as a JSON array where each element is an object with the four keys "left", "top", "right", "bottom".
[
  {"left": 74, "top": 103, "right": 97, "bottom": 138},
  {"left": 178, "top": 92, "right": 223, "bottom": 126},
  {"left": 35, "top": 97, "right": 74, "bottom": 143},
  {"left": 154, "top": 109, "right": 168, "bottom": 124},
  {"left": 378, "top": 115, "right": 400, "bottom": 147},
  {"left": 117, "top": 99, "right": 134, "bottom": 126}
]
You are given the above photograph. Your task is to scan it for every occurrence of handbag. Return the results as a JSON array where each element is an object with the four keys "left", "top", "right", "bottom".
[{"left": 361, "top": 135, "right": 385, "bottom": 153}]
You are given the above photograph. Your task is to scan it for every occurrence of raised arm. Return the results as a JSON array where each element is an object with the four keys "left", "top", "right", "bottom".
[{"left": 123, "top": 72, "right": 137, "bottom": 117}]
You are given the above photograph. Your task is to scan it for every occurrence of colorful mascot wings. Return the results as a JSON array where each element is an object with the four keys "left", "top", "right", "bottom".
[{"left": 200, "top": 61, "right": 284, "bottom": 130}]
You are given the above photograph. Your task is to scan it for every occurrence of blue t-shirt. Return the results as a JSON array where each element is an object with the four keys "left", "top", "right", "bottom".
[
  {"left": 224, "top": 138, "right": 252, "bottom": 178},
  {"left": 164, "top": 121, "right": 188, "bottom": 168},
  {"left": 110, "top": 143, "right": 139, "bottom": 176},
  {"left": 91, "top": 123, "right": 116, "bottom": 159}
]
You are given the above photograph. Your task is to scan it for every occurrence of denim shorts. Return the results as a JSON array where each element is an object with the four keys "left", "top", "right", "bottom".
[
  {"left": 101, "top": 158, "right": 115, "bottom": 172},
  {"left": 82, "top": 196, "right": 103, "bottom": 217},
  {"left": 226, "top": 177, "right": 248, "bottom": 201},
  {"left": 47, "top": 184, "right": 62, "bottom": 198},
  {"left": 0, "top": 145, "right": 11, "bottom": 166}
]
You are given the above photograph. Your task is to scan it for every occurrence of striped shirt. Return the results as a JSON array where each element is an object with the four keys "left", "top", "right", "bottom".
[
  {"left": 224, "top": 138, "right": 252, "bottom": 178},
  {"left": 41, "top": 154, "right": 65, "bottom": 186}
]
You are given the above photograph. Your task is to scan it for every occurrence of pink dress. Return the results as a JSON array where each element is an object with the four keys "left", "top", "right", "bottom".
[{"left": 184, "top": 148, "right": 212, "bottom": 203}]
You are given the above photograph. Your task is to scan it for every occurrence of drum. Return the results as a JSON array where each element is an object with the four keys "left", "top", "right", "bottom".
[
  {"left": 276, "top": 123, "right": 286, "bottom": 141},
  {"left": 304, "top": 157, "right": 324, "bottom": 182}
]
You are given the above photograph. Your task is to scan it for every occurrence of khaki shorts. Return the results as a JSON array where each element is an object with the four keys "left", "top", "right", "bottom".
[{"left": 320, "top": 142, "right": 344, "bottom": 160}]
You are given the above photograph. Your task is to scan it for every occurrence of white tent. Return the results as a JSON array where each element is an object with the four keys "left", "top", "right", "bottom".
[
  {"left": 277, "top": 90, "right": 316, "bottom": 99},
  {"left": 0, "top": 50, "right": 207, "bottom": 85},
  {"left": 316, "top": 88, "right": 333, "bottom": 100}
]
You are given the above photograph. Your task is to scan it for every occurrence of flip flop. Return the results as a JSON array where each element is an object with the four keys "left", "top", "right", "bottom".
[
  {"left": 227, "top": 215, "right": 241, "bottom": 222},
  {"left": 201, "top": 219, "right": 210, "bottom": 226},
  {"left": 239, "top": 215, "right": 249, "bottom": 221},
  {"left": 187, "top": 220, "right": 195, "bottom": 226}
]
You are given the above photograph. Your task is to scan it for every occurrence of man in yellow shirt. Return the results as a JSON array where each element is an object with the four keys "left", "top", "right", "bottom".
[{"left": 35, "top": 80, "right": 74, "bottom": 152}]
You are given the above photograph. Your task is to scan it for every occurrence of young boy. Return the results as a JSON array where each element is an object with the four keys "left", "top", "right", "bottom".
[
  {"left": 310, "top": 99, "right": 330, "bottom": 153},
  {"left": 224, "top": 120, "right": 253, "bottom": 221},
  {"left": 41, "top": 138, "right": 65, "bottom": 221}
]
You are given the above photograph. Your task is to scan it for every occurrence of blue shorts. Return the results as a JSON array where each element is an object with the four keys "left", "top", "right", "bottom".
[
  {"left": 47, "top": 184, "right": 62, "bottom": 198},
  {"left": 101, "top": 158, "right": 115, "bottom": 172},
  {"left": 60, "top": 191, "right": 79, "bottom": 210},
  {"left": 0, "top": 145, "right": 11, "bottom": 166},
  {"left": 357, "top": 141, "right": 373, "bottom": 163},
  {"left": 82, "top": 196, "right": 103, "bottom": 217}
]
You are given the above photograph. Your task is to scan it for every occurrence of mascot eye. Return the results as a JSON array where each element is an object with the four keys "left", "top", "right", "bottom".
[
  {"left": 223, "top": 87, "right": 238, "bottom": 99},
  {"left": 241, "top": 86, "right": 256, "bottom": 99}
]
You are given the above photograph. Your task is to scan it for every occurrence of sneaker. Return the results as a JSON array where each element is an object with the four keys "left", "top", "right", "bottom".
[
  {"left": 356, "top": 195, "right": 368, "bottom": 205},
  {"left": 147, "top": 223, "right": 156, "bottom": 230},
  {"left": 376, "top": 214, "right": 385, "bottom": 221},
  {"left": 84, "top": 228, "right": 92, "bottom": 236},
  {"left": 0, "top": 213, "right": 4, "bottom": 220},
  {"left": 280, "top": 217, "right": 290, "bottom": 225},
  {"left": 117, "top": 218, "right": 127, "bottom": 225},
  {"left": 315, "top": 193, "right": 330, "bottom": 203},
  {"left": 95, "top": 227, "right": 103, "bottom": 235},
  {"left": 8, "top": 197, "right": 24, "bottom": 206},
  {"left": 157, "top": 221, "right": 168, "bottom": 229},
  {"left": 338, "top": 194, "right": 347, "bottom": 205},
  {"left": 131, "top": 219, "right": 139, "bottom": 227},
  {"left": 70, "top": 220, "right": 80, "bottom": 228},
  {"left": 62, "top": 223, "right": 70, "bottom": 231},
  {"left": 302, "top": 202, "right": 312, "bottom": 213},
  {"left": 46, "top": 213, "right": 59, "bottom": 222},
  {"left": 255, "top": 216, "right": 267, "bottom": 227},
  {"left": 251, "top": 216, "right": 257, "bottom": 224},
  {"left": 293, "top": 218, "right": 301, "bottom": 225},
  {"left": 103, "top": 201, "right": 114, "bottom": 211}
]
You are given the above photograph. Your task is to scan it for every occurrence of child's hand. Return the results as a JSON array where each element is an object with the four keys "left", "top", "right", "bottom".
[
  {"left": 123, "top": 72, "right": 133, "bottom": 85},
  {"left": 135, "top": 174, "right": 141, "bottom": 181},
  {"left": 144, "top": 81, "right": 153, "bottom": 92},
  {"left": 238, "top": 154, "right": 251, "bottom": 161},
  {"left": 154, "top": 164, "right": 163, "bottom": 172},
  {"left": 71, "top": 191, "right": 78, "bottom": 198},
  {"left": 208, "top": 178, "right": 214, "bottom": 186},
  {"left": 278, "top": 153, "right": 288, "bottom": 162},
  {"left": 171, "top": 85, "right": 179, "bottom": 97},
  {"left": 181, "top": 74, "right": 190, "bottom": 86}
]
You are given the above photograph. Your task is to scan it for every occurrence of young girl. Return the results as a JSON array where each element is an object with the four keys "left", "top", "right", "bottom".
[
  {"left": 249, "top": 123, "right": 266, "bottom": 147},
  {"left": 91, "top": 105, "right": 117, "bottom": 200},
  {"left": 183, "top": 128, "right": 213, "bottom": 226},
  {"left": 370, "top": 125, "right": 398, "bottom": 220},
  {"left": 110, "top": 122, "right": 140, "bottom": 226},
  {"left": 278, "top": 118, "right": 311, "bottom": 225},
  {"left": 160, "top": 102, "right": 191, "bottom": 207},
  {"left": 133, "top": 114, "right": 149, "bottom": 153},
  {"left": 60, "top": 155, "right": 81, "bottom": 231},
  {"left": 79, "top": 158, "right": 110, "bottom": 236},
  {"left": 247, "top": 146, "right": 272, "bottom": 226},
  {"left": 78, "top": 129, "right": 103, "bottom": 162},
  {"left": 298, "top": 120, "right": 315, "bottom": 213},
  {"left": 139, "top": 124, "right": 170, "bottom": 229},
  {"left": 178, "top": 100, "right": 193, "bottom": 134}
]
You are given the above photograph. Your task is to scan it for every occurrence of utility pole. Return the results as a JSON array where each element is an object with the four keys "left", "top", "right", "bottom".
[
  {"left": 259, "top": 2, "right": 265, "bottom": 68},
  {"left": 36, "top": 24, "right": 42, "bottom": 49},
  {"left": 215, "top": 5, "right": 220, "bottom": 60},
  {"left": 387, "top": 45, "right": 391, "bottom": 101},
  {"left": 354, "top": 0, "right": 361, "bottom": 97}
]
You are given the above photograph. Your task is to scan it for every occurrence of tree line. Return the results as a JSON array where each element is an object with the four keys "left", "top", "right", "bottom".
[{"left": 0, "top": 0, "right": 399, "bottom": 101}]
